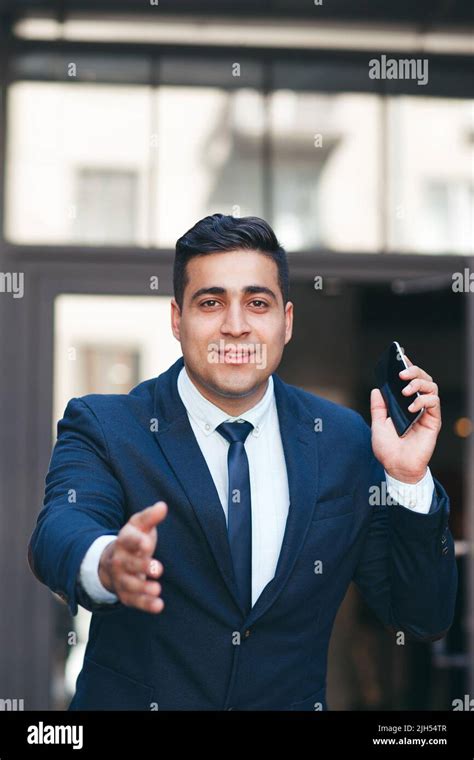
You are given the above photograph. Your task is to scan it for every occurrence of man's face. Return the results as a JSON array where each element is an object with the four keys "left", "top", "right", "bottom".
[{"left": 171, "top": 248, "right": 293, "bottom": 406}]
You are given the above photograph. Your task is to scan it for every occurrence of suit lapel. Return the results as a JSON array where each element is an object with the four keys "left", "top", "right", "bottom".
[
  {"left": 152, "top": 357, "right": 320, "bottom": 623},
  {"left": 152, "top": 356, "right": 245, "bottom": 614},
  {"left": 247, "top": 372, "right": 320, "bottom": 624}
]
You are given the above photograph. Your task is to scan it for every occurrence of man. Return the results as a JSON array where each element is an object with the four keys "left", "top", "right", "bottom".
[{"left": 28, "top": 214, "right": 457, "bottom": 711}]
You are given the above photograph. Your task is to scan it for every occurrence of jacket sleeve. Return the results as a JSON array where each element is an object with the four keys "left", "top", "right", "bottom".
[
  {"left": 352, "top": 418, "right": 458, "bottom": 642},
  {"left": 27, "top": 397, "right": 126, "bottom": 617}
]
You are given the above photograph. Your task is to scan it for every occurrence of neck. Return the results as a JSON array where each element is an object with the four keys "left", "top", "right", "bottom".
[{"left": 184, "top": 365, "right": 269, "bottom": 417}]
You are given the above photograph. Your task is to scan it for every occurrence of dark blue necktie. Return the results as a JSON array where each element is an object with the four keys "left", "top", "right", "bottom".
[{"left": 216, "top": 420, "right": 253, "bottom": 615}]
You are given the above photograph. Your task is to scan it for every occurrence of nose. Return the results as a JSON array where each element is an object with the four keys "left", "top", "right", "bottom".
[{"left": 220, "top": 302, "right": 251, "bottom": 337}]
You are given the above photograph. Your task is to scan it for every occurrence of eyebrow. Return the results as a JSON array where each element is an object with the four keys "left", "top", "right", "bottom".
[{"left": 190, "top": 285, "right": 278, "bottom": 303}]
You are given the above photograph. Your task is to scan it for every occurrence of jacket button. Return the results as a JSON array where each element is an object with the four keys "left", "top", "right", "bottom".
[{"left": 244, "top": 628, "right": 251, "bottom": 638}]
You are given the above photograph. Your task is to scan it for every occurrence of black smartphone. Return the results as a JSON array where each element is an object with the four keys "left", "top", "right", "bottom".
[{"left": 374, "top": 341, "right": 425, "bottom": 437}]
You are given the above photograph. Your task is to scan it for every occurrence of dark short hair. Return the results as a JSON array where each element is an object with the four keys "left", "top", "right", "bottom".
[{"left": 173, "top": 213, "right": 289, "bottom": 310}]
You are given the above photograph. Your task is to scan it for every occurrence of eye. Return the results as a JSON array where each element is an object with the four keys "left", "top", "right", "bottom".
[
  {"left": 200, "top": 300, "right": 220, "bottom": 308},
  {"left": 198, "top": 298, "right": 269, "bottom": 309}
]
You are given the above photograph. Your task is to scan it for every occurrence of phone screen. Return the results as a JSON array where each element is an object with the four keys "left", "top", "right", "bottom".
[{"left": 375, "top": 341, "right": 423, "bottom": 437}]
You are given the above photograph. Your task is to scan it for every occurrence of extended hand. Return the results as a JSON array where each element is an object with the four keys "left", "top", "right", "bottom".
[
  {"left": 99, "top": 501, "right": 168, "bottom": 613},
  {"left": 370, "top": 356, "right": 442, "bottom": 484}
]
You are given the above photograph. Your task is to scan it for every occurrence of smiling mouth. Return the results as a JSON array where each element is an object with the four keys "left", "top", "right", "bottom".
[{"left": 220, "top": 349, "right": 254, "bottom": 364}]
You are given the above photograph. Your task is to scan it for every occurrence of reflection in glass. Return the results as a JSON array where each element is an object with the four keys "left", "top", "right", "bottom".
[
  {"left": 387, "top": 97, "right": 473, "bottom": 254},
  {"left": 154, "top": 86, "right": 265, "bottom": 247},
  {"left": 270, "top": 92, "right": 382, "bottom": 252},
  {"left": 6, "top": 83, "right": 151, "bottom": 246}
]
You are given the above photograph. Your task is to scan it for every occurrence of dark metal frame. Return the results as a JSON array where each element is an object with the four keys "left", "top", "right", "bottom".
[
  {"left": 6, "top": 39, "right": 474, "bottom": 98},
  {"left": 1, "top": 0, "right": 473, "bottom": 27}
]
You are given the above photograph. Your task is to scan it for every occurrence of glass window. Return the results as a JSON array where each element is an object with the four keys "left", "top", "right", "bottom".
[
  {"left": 5, "top": 81, "right": 265, "bottom": 248},
  {"left": 270, "top": 91, "right": 382, "bottom": 252},
  {"left": 74, "top": 168, "right": 138, "bottom": 245},
  {"left": 153, "top": 86, "right": 265, "bottom": 247},
  {"left": 5, "top": 82, "right": 152, "bottom": 245},
  {"left": 387, "top": 97, "right": 473, "bottom": 254},
  {"left": 4, "top": 72, "right": 472, "bottom": 256}
]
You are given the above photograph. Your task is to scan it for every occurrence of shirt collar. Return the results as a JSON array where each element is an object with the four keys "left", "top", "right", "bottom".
[{"left": 177, "top": 364, "right": 274, "bottom": 438}]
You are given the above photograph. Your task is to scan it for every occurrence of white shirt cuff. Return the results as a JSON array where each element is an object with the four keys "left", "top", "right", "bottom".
[
  {"left": 79, "top": 534, "right": 119, "bottom": 604},
  {"left": 384, "top": 467, "right": 434, "bottom": 514}
]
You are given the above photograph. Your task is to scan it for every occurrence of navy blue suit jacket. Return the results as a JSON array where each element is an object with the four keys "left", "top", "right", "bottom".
[{"left": 28, "top": 355, "right": 457, "bottom": 710}]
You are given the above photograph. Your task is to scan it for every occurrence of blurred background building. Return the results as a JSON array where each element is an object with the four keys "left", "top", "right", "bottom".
[{"left": 0, "top": 0, "right": 472, "bottom": 711}]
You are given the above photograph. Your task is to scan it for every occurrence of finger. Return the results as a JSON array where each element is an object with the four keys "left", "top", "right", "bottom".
[
  {"left": 399, "top": 363, "right": 433, "bottom": 383},
  {"left": 401, "top": 378, "right": 438, "bottom": 397},
  {"left": 370, "top": 388, "right": 388, "bottom": 424},
  {"left": 119, "top": 524, "right": 155, "bottom": 557},
  {"left": 148, "top": 558, "right": 164, "bottom": 578},
  {"left": 130, "top": 501, "right": 168, "bottom": 534},
  {"left": 116, "top": 573, "right": 162, "bottom": 597},
  {"left": 122, "top": 593, "right": 164, "bottom": 614},
  {"left": 407, "top": 394, "right": 440, "bottom": 414},
  {"left": 123, "top": 555, "right": 164, "bottom": 577}
]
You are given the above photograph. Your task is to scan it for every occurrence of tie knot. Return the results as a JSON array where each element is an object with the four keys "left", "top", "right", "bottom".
[{"left": 216, "top": 420, "right": 254, "bottom": 445}]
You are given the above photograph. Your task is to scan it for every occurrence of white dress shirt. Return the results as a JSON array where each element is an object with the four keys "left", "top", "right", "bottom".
[{"left": 79, "top": 366, "right": 435, "bottom": 605}]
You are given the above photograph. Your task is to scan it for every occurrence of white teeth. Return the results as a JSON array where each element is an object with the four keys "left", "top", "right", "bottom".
[{"left": 225, "top": 354, "right": 251, "bottom": 359}]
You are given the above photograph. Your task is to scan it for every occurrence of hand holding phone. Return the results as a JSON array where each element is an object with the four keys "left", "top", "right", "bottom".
[{"left": 375, "top": 341, "right": 425, "bottom": 437}]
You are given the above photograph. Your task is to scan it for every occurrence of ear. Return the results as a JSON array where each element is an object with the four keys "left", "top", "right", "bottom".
[
  {"left": 284, "top": 301, "right": 294, "bottom": 345},
  {"left": 170, "top": 298, "right": 181, "bottom": 341}
]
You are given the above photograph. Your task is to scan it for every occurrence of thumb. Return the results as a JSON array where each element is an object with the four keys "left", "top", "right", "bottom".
[
  {"left": 370, "top": 388, "right": 388, "bottom": 425},
  {"left": 131, "top": 501, "right": 168, "bottom": 534}
]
